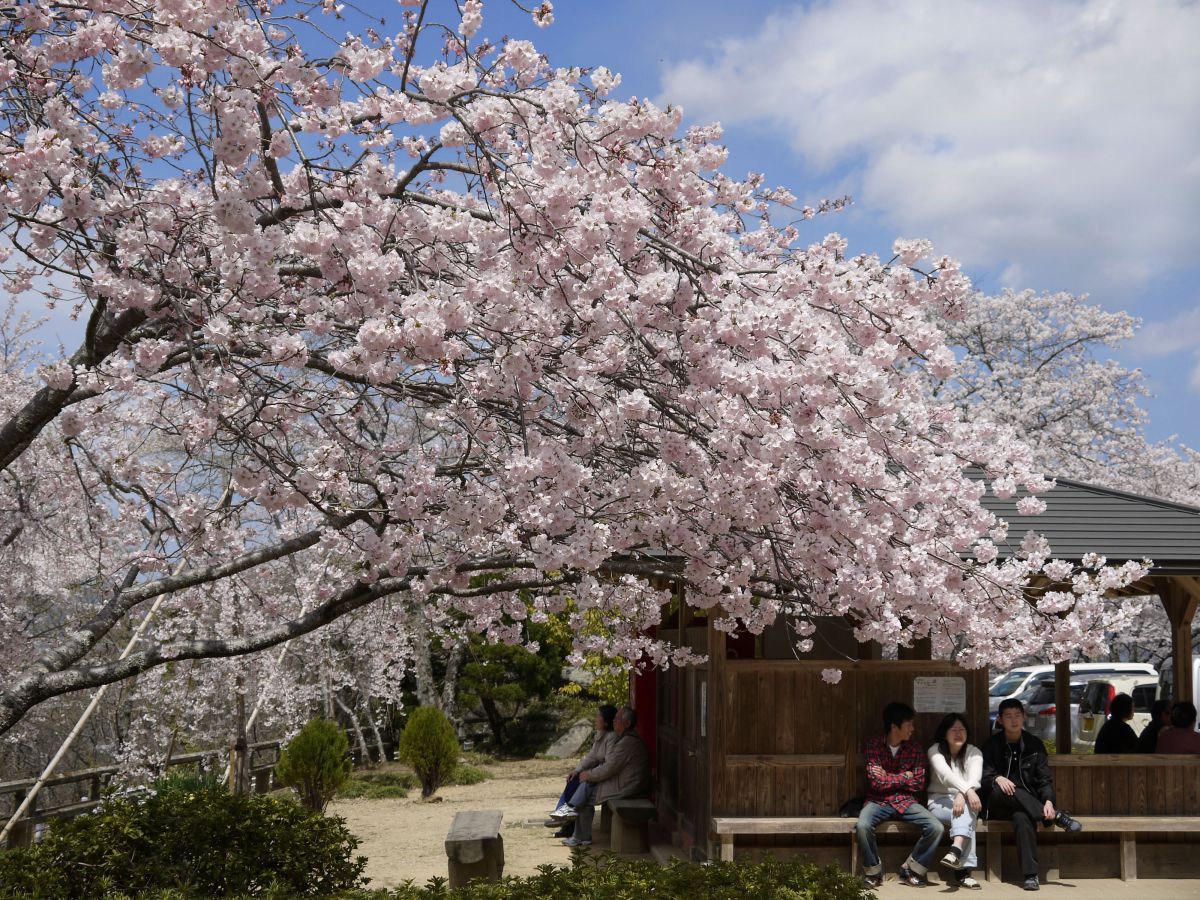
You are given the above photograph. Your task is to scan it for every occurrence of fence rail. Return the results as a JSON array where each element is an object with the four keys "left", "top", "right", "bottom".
[{"left": 0, "top": 740, "right": 281, "bottom": 849}]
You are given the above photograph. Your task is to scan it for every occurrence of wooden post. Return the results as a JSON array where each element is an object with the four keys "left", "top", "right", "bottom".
[
  {"left": 707, "top": 614, "right": 727, "bottom": 860},
  {"left": 1162, "top": 581, "right": 1199, "bottom": 704},
  {"left": 1054, "top": 660, "right": 1072, "bottom": 754}
]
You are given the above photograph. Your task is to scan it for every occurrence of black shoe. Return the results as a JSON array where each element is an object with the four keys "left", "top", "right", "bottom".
[
  {"left": 1023, "top": 875, "right": 1040, "bottom": 891},
  {"left": 898, "top": 864, "right": 928, "bottom": 887},
  {"left": 863, "top": 873, "right": 883, "bottom": 889},
  {"left": 1054, "top": 811, "right": 1083, "bottom": 832},
  {"left": 553, "top": 825, "right": 573, "bottom": 838}
]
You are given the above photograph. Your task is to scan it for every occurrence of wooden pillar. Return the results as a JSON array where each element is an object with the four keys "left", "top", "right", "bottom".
[
  {"left": 1162, "top": 580, "right": 1199, "bottom": 704},
  {"left": 706, "top": 614, "right": 727, "bottom": 857},
  {"left": 1054, "top": 660, "right": 1072, "bottom": 754}
]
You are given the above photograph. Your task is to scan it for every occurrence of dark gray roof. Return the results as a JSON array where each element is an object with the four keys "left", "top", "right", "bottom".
[{"left": 979, "top": 475, "right": 1200, "bottom": 575}]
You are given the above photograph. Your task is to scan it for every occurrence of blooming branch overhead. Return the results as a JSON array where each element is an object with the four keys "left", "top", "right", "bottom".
[{"left": 0, "top": 0, "right": 1144, "bottom": 734}]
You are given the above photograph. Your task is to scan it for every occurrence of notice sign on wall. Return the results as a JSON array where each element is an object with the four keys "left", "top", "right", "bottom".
[{"left": 913, "top": 676, "right": 967, "bottom": 713}]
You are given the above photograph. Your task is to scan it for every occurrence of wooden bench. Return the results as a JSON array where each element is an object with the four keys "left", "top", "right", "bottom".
[
  {"left": 711, "top": 815, "right": 1200, "bottom": 881},
  {"left": 608, "top": 798, "right": 657, "bottom": 853},
  {"left": 445, "top": 809, "right": 504, "bottom": 887}
]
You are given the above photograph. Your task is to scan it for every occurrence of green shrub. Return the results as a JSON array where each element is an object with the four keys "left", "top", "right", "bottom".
[
  {"left": 276, "top": 718, "right": 353, "bottom": 812},
  {"left": 0, "top": 780, "right": 366, "bottom": 898},
  {"left": 338, "top": 770, "right": 418, "bottom": 800},
  {"left": 444, "top": 763, "right": 490, "bottom": 787},
  {"left": 398, "top": 706, "right": 459, "bottom": 798},
  {"left": 346, "top": 855, "right": 870, "bottom": 899}
]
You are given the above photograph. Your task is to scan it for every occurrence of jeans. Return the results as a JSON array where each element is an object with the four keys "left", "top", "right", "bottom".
[
  {"left": 855, "top": 801, "right": 944, "bottom": 875},
  {"left": 570, "top": 783, "right": 599, "bottom": 841},
  {"left": 555, "top": 773, "right": 582, "bottom": 810},
  {"left": 927, "top": 793, "right": 979, "bottom": 869},
  {"left": 986, "top": 787, "right": 1047, "bottom": 877}
]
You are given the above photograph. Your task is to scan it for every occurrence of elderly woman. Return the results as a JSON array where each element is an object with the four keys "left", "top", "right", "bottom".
[
  {"left": 544, "top": 704, "right": 617, "bottom": 837},
  {"left": 927, "top": 713, "right": 984, "bottom": 890}
]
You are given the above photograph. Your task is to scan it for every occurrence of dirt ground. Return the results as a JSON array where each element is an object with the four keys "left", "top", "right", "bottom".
[{"left": 327, "top": 758, "right": 579, "bottom": 889}]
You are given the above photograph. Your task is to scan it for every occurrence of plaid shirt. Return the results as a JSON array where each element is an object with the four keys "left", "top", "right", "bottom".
[{"left": 864, "top": 734, "right": 927, "bottom": 814}]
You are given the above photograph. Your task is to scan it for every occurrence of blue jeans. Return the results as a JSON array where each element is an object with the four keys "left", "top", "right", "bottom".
[
  {"left": 855, "top": 800, "right": 944, "bottom": 875},
  {"left": 927, "top": 794, "right": 978, "bottom": 869},
  {"left": 570, "top": 783, "right": 599, "bottom": 841}
]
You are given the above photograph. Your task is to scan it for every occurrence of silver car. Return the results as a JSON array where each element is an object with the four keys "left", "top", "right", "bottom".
[{"left": 989, "top": 673, "right": 1087, "bottom": 746}]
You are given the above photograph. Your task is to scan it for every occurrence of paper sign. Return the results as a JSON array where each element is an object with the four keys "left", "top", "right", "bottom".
[{"left": 913, "top": 676, "right": 967, "bottom": 713}]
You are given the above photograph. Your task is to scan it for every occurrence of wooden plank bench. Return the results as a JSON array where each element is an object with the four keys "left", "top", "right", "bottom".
[
  {"left": 711, "top": 815, "right": 1200, "bottom": 881},
  {"left": 608, "top": 798, "right": 657, "bottom": 853},
  {"left": 445, "top": 809, "right": 504, "bottom": 887}
]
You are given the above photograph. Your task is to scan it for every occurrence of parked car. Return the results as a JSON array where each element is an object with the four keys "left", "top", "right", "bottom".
[
  {"left": 1073, "top": 675, "right": 1159, "bottom": 753},
  {"left": 989, "top": 662, "right": 1157, "bottom": 727},
  {"left": 1008, "top": 677, "right": 1089, "bottom": 745}
]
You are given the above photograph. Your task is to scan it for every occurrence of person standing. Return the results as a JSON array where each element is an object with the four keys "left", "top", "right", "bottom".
[
  {"left": 981, "top": 698, "right": 1082, "bottom": 892},
  {"left": 856, "top": 701, "right": 944, "bottom": 888},
  {"left": 926, "top": 713, "right": 983, "bottom": 890}
]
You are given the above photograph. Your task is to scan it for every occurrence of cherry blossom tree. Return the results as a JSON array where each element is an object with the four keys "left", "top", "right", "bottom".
[
  {"left": 0, "top": 0, "right": 1148, "bottom": 739},
  {"left": 925, "top": 287, "right": 1200, "bottom": 504}
]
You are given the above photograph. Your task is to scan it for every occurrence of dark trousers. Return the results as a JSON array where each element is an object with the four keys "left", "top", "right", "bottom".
[{"left": 987, "top": 787, "right": 1047, "bottom": 877}]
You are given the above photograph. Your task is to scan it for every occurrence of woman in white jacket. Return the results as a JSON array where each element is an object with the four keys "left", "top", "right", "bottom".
[{"left": 927, "top": 712, "right": 983, "bottom": 890}]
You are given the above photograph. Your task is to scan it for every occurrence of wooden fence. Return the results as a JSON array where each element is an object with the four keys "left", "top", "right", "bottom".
[{"left": 0, "top": 740, "right": 281, "bottom": 849}]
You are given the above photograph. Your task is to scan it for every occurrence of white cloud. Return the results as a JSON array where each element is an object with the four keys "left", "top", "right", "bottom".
[
  {"left": 1129, "top": 306, "right": 1200, "bottom": 358},
  {"left": 659, "top": 0, "right": 1200, "bottom": 297}
]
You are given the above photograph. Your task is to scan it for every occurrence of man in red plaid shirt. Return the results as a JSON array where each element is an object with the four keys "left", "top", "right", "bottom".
[{"left": 856, "top": 701, "right": 945, "bottom": 888}]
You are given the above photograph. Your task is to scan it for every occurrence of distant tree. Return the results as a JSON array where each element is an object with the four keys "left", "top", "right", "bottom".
[{"left": 457, "top": 616, "right": 571, "bottom": 750}]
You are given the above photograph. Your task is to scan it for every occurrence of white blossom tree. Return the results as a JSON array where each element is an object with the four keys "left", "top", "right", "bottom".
[{"left": 0, "top": 0, "right": 1147, "bottom": 738}]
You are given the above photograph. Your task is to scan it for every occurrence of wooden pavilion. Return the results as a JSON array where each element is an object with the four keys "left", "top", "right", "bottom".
[{"left": 631, "top": 476, "right": 1200, "bottom": 879}]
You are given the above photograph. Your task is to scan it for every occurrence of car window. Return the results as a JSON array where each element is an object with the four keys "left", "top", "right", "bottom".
[
  {"left": 1030, "top": 684, "right": 1055, "bottom": 705},
  {"left": 1080, "top": 682, "right": 1110, "bottom": 715},
  {"left": 991, "top": 673, "right": 1030, "bottom": 696},
  {"left": 1069, "top": 684, "right": 1087, "bottom": 704},
  {"left": 1132, "top": 684, "right": 1156, "bottom": 712}
]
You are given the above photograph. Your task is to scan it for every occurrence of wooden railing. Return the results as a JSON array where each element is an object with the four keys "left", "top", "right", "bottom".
[{"left": 0, "top": 740, "right": 281, "bottom": 849}]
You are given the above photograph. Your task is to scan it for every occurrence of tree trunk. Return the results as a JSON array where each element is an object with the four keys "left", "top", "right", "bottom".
[{"left": 334, "top": 694, "right": 371, "bottom": 768}]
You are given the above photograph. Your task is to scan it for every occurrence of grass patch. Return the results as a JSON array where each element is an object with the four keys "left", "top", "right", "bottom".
[
  {"left": 338, "top": 771, "right": 418, "bottom": 800},
  {"left": 445, "top": 763, "right": 491, "bottom": 786}
]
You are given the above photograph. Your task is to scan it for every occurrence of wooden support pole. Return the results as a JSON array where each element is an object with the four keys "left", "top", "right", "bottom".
[
  {"left": 1054, "top": 660, "right": 1072, "bottom": 754},
  {"left": 897, "top": 637, "right": 933, "bottom": 661},
  {"left": 1162, "top": 581, "right": 1199, "bottom": 704}
]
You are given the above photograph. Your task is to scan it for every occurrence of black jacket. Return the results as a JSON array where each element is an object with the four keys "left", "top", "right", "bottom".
[
  {"left": 1095, "top": 718, "right": 1138, "bottom": 754},
  {"left": 980, "top": 729, "right": 1055, "bottom": 804}
]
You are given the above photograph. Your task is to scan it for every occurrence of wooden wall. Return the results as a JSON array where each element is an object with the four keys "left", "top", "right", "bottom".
[
  {"left": 709, "top": 660, "right": 990, "bottom": 818},
  {"left": 1050, "top": 756, "right": 1200, "bottom": 816}
]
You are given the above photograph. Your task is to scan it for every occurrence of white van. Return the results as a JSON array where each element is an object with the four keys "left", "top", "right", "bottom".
[{"left": 988, "top": 663, "right": 1158, "bottom": 728}]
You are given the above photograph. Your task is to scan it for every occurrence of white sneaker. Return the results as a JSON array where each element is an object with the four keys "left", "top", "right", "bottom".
[{"left": 561, "top": 837, "right": 591, "bottom": 847}]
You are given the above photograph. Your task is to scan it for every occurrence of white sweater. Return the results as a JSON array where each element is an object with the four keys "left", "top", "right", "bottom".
[{"left": 926, "top": 744, "right": 983, "bottom": 798}]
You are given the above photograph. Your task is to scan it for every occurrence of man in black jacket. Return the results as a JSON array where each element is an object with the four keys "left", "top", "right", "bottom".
[{"left": 981, "top": 698, "right": 1083, "bottom": 891}]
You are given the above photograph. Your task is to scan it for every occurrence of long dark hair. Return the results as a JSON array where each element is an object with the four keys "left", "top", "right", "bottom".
[
  {"left": 598, "top": 705, "right": 618, "bottom": 731},
  {"left": 934, "top": 713, "right": 972, "bottom": 773}
]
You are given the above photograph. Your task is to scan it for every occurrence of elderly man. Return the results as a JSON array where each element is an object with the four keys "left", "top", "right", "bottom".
[{"left": 562, "top": 706, "right": 652, "bottom": 847}]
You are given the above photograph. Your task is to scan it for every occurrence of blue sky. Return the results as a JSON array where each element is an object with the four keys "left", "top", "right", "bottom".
[{"left": 489, "top": 0, "right": 1200, "bottom": 448}]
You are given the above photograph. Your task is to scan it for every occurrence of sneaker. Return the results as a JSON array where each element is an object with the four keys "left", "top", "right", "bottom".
[
  {"left": 561, "top": 837, "right": 591, "bottom": 847},
  {"left": 1054, "top": 811, "right": 1083, "bottom": 833},
  {"left": 863, "top": 873, "right": 884, "bottom": 888},
  {"left": 1023, "top": 875, "right": 1040, "bottom": 891},
  {"left": 898, "top": 864, "right": 928, "bottom": 887},
  {"left": 551, "top": 803, "right": 576, "bottom": 818},
  {"left": 940, "top": 845, "right": 964, "bottom": 869}
]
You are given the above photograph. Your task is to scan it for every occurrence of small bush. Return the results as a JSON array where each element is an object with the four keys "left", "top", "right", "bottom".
[
  {"left": 276, "top": 718, "right": 353, "bottom": 812},
  {"left": 444, "top": 763, "right": 491, "bottom": 787},
  {"left": 398, "top": 707, "right": 459, "bottom": 798},
  {"left": 0, "top": 779, "right": 366, "bottom": 898},
  {"left": 349, "top": 855, "right": 870, "bottom": 899},
  {"left": 338, "top": 771, "right": 418, "bottom": 800}
]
